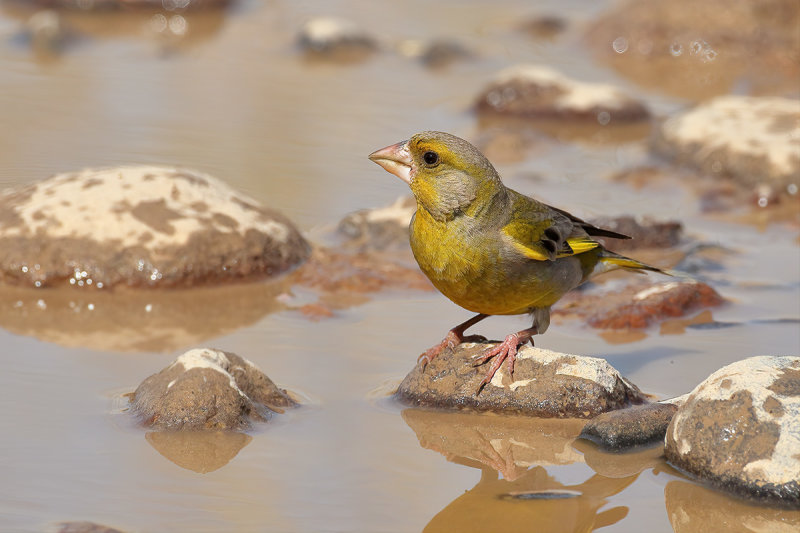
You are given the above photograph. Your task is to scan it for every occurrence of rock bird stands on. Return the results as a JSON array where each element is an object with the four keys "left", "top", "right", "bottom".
[{"left": 369, "top": 131, "right": 665, "bottom": 392}]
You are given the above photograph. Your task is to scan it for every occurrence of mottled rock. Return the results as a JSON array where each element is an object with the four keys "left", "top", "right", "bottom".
[
  {"left": 653, "top": 96, "right": 800, "bottom": 190},
  {"left": 297, "top": 17, "right": 376, "bottom": 61},
  {"left": 556, "top": 278, "right": 725, "bottom": 330},
  {"left": 589, "top": 216, "right": 683, "bottom": 251},
  {"left": 475, "top": 64, "right": 650, "bottom": 123},
  {"left": 665, "top": 356, "right": 800, "bottom": 506},
  {"left": 585, "top": 0, "right": 800, "bottom": 99},
  {"left": 131, "top": 348, "right": 296, "bottom": 430},
  {"left": 0, "top": 166, "right": 309, "bottom": 289},
  {"left": 397, "top": 343, "right": 645, "bottom": 417},
  {"left": 580, "top": 402, "right": 678, "bottom": 450},
  {"left": 56, "top": 523, "right": 125, "bottom": 533},
  {"left": 335, "top": 196, "right": 414, "bottom": 252},
  {"left": 397, "top": 39, "right": 473, "bottom": 68}
]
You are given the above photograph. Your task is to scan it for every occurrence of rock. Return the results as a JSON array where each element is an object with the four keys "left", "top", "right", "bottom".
[
  {"left": 56, "top": 523, "right": 125, "bottom": 533},
  {"left": 555, "top": 278, "right": 725, "bottom": 330},
  {"left": 131, "top": 348, "right": 296, "bottom": 430},
  {"left": 665, "top": 356, "right": 800, "bottom": 506},
  {"left": 145, "top": 430, "right": 251, "bottom": 473},
  {"left": 520, "top": 15, "right": 567, "bottom": 40},
  {"left": 0, "top": 166, "right": 309, "bottom": 289},
  {"left": 396, "top": 343, "right": 646, "bottom": 417},
  {"left": 653, "top": 96, "right": 800, "bottom": 190},
  {"left": 397, "top": 39, "right": 473, "bottom": 68},
  {"left": 589, "top": 216, "right": 683, "bottom": 251},
  {"left": 290, "top": 246, "right": 432, "bottom": 300},
  {"left": 297, "top": 17, "right": 377, "bottom": 61},
  {"left": 24, "top": 10, "right": 68, "bottom": 54},
  {"left": 335, "top": 196, "right": 414, "bottom": 252},
  {"left": 584, "top": 0, "right": 800, "bottom": 99},
  {"left": 475, "top": 64, "right": 650, "bottom": 124},
  {"left": 579, "top": 402, "right": 679, "bottom": 450}
]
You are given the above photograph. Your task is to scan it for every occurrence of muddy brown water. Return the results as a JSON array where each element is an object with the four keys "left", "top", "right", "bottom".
[{"left": 1, "top": 1, "right": 799, "bottom": 532}]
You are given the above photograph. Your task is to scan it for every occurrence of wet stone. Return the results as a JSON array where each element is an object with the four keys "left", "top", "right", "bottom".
[
  {"left": 520, "top": 15, "right": 567, "bottom": 40},
  {"left": 589, "top": 215, "right": 683, "bottom": 251},
  {"left": 475, "top": 64, "right": 650, "bottom": 123},
  {"left": 396, "top": 343, "right": 646, "bottom": 417},
  {"left": 580, "top": 402, "right": 678, "bottom": 450},
  {"left": 297, "top": 17, "right": 377, "bottom": 61},
  {"left": 397, "top": 39, "right": 473, "bottom": 68},
  {"left": 0, "top": 166, "right": 310, "bottom": 289},
  {"left": 653, "top": 96, "right": 800, "bottom": 190},
  {"left": 131, "top": 348, "right": 297, "bottom": 431},
  {"left": 665, "top": 356, "right": 800, "bottom": 507},
  {"left": 335, "top": 196, "right": 415, "bottom": 252},
  {"left": 556, "top": 278, "right": 726, "bottom": 330}
]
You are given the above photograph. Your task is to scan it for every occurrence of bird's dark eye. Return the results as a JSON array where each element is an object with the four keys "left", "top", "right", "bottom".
[{"left": 422, "top": 151, "right": 439, "bottom": 165}]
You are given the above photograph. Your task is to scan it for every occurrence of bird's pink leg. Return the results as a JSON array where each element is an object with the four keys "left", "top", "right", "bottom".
[
  {"left": 418, "top": 313, "right": 489, "bottom": 368},
  {"left": 473, "top": 326, "right": 538, "bottom": 392}
]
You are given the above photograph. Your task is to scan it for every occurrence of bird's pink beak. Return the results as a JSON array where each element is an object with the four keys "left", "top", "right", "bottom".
[{"left": 368, "top": 140, "right": 413, "bottom": 184}]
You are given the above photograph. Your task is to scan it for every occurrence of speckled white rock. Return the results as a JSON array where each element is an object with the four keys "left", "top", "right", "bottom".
[
  {"left": 0, "top": 166, "right": 309, "bottom": 288},
  {"left": 476, "top": 64, "right": 650, "bottom": 123},
  {"left": 131, "top": 348, "right": 297, "bottom": 430},
  {"left": 665, "top": 356, "right": 800, "bottom": 506},
  {"left": 654, "top": 96, "right": 800, "bottom": 189},
  {"left": 297, "top": 16, "right": 376, "bottom": 57},
  {"left": 397, "top": 343, "right": 645, "bottom": 417}
]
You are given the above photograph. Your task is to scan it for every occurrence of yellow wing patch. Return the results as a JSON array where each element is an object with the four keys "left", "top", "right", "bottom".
[
  {"left": 558, "top": 237, "right": 599, "bottom": 257},
  {"left": 510, "top": 240, "right": 551, "bottom": 261}
]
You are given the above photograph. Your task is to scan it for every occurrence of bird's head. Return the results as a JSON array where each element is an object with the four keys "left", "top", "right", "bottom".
[{"left": 369, "top": 131, "right": 502, "bottom": 221}]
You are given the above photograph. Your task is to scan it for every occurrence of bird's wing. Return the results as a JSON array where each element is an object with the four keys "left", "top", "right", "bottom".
[{"left": 501, "top": 193, "right": 628, "bottom": 262}]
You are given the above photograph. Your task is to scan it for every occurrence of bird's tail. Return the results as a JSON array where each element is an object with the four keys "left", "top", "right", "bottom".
[{"left": 598, "top": 250, "right": 670, "bottom": 275}]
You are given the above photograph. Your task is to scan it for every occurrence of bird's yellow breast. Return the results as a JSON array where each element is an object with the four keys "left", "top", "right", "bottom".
[{"left": 410, "top": 207, "right": 575, "bottom": 315}]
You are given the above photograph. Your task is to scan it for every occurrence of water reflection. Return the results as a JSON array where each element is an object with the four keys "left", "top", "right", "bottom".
[
  {"left": 0, "top": 280, "right": 288, "bottom": 352},
  {"left": 145, "top": 430, "right": 252, "bottom": 473},
  {"left": 403, "top": 409, "right": 647, "bottom": 532}
]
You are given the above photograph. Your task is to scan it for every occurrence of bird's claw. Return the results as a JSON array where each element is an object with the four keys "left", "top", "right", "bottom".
[{"left": 473, "top": 334, "right": 520, "bottom": 394}]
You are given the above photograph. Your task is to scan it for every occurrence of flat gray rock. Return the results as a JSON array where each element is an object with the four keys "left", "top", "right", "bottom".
[
  {"left": 131, "top": 348, "right": 296, "bottom": 430},
  {"left": 580, "top": 402, "right": 679, "bottom": 450},
  {"left": 397, "top": 343, "right": 646, "bottom": 417},
  {"left": 665, "top": 356, "right": 800, "bottom": 507},
  {"left": 653, "top": 96, "right": 800, "bottom": 190},
  {"left": 0, "top": 166, "right": 309, "bottom": 288}
]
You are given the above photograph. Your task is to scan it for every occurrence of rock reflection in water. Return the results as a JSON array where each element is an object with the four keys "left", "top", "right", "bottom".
[
  {"left": 145, "top": 430, "right": 252, "bottom": 474},
  {"left": 402, "top": 409, "right": 657, "bottom": 532}
]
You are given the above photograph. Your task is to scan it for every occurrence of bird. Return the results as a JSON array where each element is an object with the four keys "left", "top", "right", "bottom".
[{"left": 368, "top": 131, "right": 668, "bottom": 392}]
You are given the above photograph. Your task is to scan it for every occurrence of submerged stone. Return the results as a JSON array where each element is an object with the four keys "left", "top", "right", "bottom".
[
  {"left": 653, "top": 96, "right": 800, "bottom": 190},
  {"left": 397, "top": 343, "right": 646, "bottom": 417},
  {"left": 580, "top": 401, "right": 679, "bottom": 450},
  {"left": 475, "top": 64, "right": 650, "bottom": 123},
  {"left": 0, "top": 166, "right": 309, "bottom": 289},
  {"left": 665, "top": 356, "right": 800, "bottom": 507},
  {"left": 131, "top": 348, "right": 296, "bottom": 431}
]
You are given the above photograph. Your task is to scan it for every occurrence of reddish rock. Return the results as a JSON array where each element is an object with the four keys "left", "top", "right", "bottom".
[{"left": 556, "top": 279, "right": 725, "bottom": 330}]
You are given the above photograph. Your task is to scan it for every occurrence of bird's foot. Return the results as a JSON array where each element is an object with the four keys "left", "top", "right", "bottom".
[
  {"left": 473, "top": 333, "right": 521, "bottom": 393},
  {"left": 417, "top": 332, "right": 488, "bottom": 369}
]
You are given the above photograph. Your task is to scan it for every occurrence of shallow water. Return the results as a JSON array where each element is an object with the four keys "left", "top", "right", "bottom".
[{"left": 1, "top": 1, "right": 799, "bottom": 532}]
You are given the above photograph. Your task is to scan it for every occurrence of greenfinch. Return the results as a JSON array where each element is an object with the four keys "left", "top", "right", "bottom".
[{"left": 369, "top": 131, "right": 665, "bottom": 391}]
